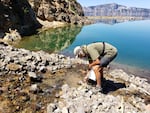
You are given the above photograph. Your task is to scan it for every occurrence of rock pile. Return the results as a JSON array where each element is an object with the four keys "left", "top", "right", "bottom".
[
  {"left": 109, "top": 69, "right": 150, "bottom": 95},
  {"left": 0, "top": 41, "right": 79, "bottom": 76},
  {"left": 47, "top": 69, "right": 150, "bottom": 113}
]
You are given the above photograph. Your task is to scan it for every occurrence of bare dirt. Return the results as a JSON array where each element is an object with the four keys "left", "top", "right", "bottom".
[{"left": 0, "top": 64, "right": 85, "bottom": 113}]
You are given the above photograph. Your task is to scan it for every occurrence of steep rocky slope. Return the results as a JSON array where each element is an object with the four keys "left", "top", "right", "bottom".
[
  {"left": 0, "top": 0, "right": 41, "bottom": 37},
  {"left": 0, "top": 0, "right": 89, "bottom": 38},
  {"left": 28, "top": 0, "right": 85, "bottom": 23}
]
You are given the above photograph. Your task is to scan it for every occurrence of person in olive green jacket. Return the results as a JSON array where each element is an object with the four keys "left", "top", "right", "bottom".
[{"left": 74, "top": 42, "right": 118, "bottom": 92}]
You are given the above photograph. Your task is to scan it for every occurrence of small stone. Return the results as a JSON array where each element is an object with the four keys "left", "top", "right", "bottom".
[
  {"left": 28, "top": 72, "right": 37, "bottom": 78},
  {"left": 39, "top": 66, "right": 47, "bottom": 73},
  {"left": 30, "top": 84, "right": 43, "bottom": 94},
  {"left": 6, "top": 63, "right": 22, "bottom": 71},
  {"left": 62, "top": 107, "right": 68, "bottom": 113}
]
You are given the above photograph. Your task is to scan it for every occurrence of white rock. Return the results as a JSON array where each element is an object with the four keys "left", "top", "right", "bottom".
[
  {"left": 28, "top": 72, "right": 37, "bottom": 78},
  {"left": 30, "top": 84, "right": 38, "bottom": 92},
  {"left": 62, "top": 107, "right": 68, "bottom": 113}
]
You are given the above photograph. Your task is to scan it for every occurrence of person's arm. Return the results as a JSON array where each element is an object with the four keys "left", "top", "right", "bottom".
[{"left": 89, "top": 58, "right": 100, "bottom": 69}]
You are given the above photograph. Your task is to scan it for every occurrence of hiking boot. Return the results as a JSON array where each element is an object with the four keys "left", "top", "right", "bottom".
[
  {"left": 86, "top": 84, "right": 93, "bottom": 90},
  {"left": 92, "top": 86, "right": 102, "bottom": 94}
]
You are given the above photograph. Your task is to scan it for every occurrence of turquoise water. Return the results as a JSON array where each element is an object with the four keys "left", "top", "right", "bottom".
[{"left": 62, "top": 20, "right": 150, "bottom": 70}]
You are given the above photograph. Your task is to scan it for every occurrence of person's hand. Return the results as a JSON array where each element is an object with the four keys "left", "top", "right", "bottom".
[
  {"left": 88, "top": 64, "right": 92, "bottom": 70},
  {"left": 83, "top": 76, "right": 88, "bottom": 82}
]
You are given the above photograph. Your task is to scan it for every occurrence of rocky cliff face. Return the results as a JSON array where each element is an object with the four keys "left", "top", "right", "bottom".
[
  {"left": 0, "top": 0, "right": 41, "bottom": 37},
  {"left": 28, "top": 0, "right": 84, "bottom": 24},
  {"left": 83, "top": 3, "right": 150, "bottom": 18},
  {"left": 0, "top": 0, "right": 87, "bottom": 38}
]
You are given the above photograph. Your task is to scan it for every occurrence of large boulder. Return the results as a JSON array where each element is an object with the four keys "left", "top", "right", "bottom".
[{"left": 0, "top": 0, "right": 41, "bottom": 37}]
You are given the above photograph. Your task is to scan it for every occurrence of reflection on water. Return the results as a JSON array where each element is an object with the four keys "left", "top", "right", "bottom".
[
  {"left": 95, "top": 19, "right": 129, "bottom": 24},
  {"left": 14, "top": 25, "right": 82, "bottom": 53},
  {"left": 88, "top": 17, "right": 147, "bottom": 25},
  {"left": 13, "top": 19, "right": 150, "bottom": 70}
]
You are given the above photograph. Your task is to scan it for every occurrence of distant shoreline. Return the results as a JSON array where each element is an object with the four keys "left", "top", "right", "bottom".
[{"left": 86, "top": 16, "right": 145, "bottom": 20}]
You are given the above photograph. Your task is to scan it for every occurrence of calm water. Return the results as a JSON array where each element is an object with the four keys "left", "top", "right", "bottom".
[
  {"left": 62, "top": 20, "right": 150, "bottom": 70},
  {"left": 15, "top": 20, "right": 150, "bottom": 70},
  {"left": 15, "top": 25, "right": 82, "bottom": 53}
]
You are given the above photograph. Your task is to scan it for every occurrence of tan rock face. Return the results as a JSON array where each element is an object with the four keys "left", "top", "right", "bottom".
[
  {"left": 0, "top": 0, "right": 91, "bottom": 37},
  {"left": 28, "top": 0, "right": 84, "bottom": 24}
]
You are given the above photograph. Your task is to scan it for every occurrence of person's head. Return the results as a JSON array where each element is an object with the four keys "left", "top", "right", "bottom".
[{"left": 73, "top": 46, "right": 85, "bottom": 58}]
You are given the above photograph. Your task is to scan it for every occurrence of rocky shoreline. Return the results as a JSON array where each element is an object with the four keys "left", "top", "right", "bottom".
[
  {"left": 110, "top": 63, "right": 150, "bottom": 83},
  {"left": 0, "top": 41, "right": 150, "bottom": 113}
]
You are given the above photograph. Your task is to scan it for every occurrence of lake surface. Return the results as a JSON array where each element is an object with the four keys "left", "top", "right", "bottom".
[
  {"left": 15, "top": 20, "right": 150, "bottom": 70},
  {"left": 62, "top": 20, "right": 150, "bottom": 70}
]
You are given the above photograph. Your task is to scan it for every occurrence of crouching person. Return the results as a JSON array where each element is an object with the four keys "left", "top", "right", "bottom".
[{"left": 74, "top": 42, "right": 118, "bottom": 92}]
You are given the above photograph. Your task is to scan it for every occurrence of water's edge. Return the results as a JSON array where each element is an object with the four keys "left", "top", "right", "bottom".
[{"left": 110, "top": 62, "right": 150, "bottom": 83}]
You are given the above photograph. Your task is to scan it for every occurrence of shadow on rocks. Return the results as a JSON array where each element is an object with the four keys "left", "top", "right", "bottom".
[
  {"left": 102, "top": 78, "right": 126, "bottom": 94},
  {"left": 87, "top": 78, "right": 126, "bottom": 94}
]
